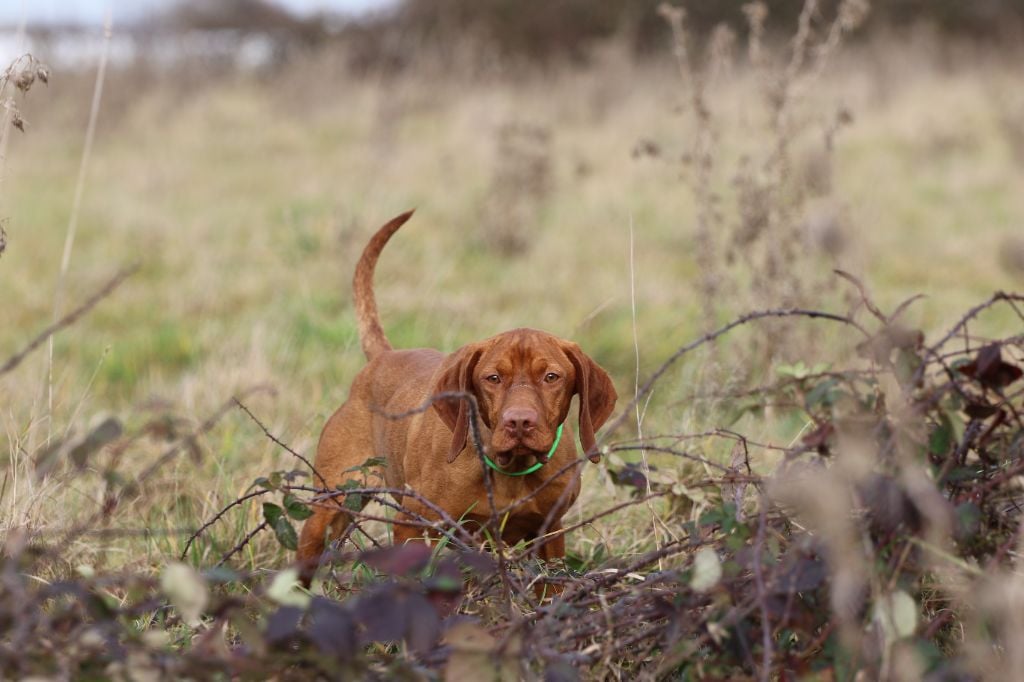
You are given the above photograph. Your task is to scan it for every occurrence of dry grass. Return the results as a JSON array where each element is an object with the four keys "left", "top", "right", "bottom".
[
  {"left": 2, "top": 24, "right": 1020, "bottom": 577},
  {"left": 2, "top": 12, "right": 1024, "bottom": 677}
]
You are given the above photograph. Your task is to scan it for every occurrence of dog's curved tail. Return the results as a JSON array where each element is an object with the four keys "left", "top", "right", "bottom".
[{"left": 353, "top": 210, "right": 414, "bottom": 360}]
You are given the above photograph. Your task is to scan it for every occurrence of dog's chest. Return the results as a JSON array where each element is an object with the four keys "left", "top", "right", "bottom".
[{"left": 463, "top": 469, "right": 580, "bottom": 521}]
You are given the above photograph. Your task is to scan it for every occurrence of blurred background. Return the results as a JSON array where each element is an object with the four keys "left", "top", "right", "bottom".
[{"left": 2, "top": 0, "right": 1023, "bottom": 566}]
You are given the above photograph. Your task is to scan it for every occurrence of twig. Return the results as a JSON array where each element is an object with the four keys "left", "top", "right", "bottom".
[
  {"left": 136, "top": 386, "right": 272, "bottom": 484},
  {"left": 752, "top": 498, "right": 773, "bottom": 682},
  {"left": 50, "top": 387, "right": 269, "bottom": 555},
  {"left": 628, "top": 217, "right": 664, "bottom": 569},
  {"left": 298, "top": 484, "right": 477, "bottom": 548},
  {"left": 180, "top": 489, "right": 273, "bottom": 560},
  {"left": 370, "top": 389, "right": 488, "bottom": 459},
  {"left": 835, "top": 269, "right": 887, "bottom": 323},
  {"left": 0, "top": 264, "right": 138, "bottom": 376},
  {"left": 217, "top": 521, "right": 269, "bottom": 567},
  {"left": 929, "top": 292, "right": 1024, "bottom": 355},
  {"left": 597, "top": 308, "right": 866, "bottom": 458},
  {"left": 608, "top": 444, "right": 731, "bottom": 472},
  {"left": 233, "top": 396, "right": 327, "bottom": 488},
  {"left": 522, "top": 491, "right": 673, "bottom": 557},
  {"left": 372, "top": 390, "right": 516, "bottom": 611}
]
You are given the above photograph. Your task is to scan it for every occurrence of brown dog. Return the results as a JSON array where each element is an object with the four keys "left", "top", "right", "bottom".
[{"left": 296, "top": 211, "right": 617, "bottom": 580}]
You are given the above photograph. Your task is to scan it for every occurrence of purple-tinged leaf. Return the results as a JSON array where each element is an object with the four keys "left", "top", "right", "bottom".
[{"left": 361, "top": 544, "right": 432, "bottom": 576}]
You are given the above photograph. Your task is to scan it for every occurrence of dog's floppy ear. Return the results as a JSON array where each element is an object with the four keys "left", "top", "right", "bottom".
[
  {"left": 432, "top": 344, "right": 484, "bottom": 463},
  {"left": 562, "top": 342, "right": 617, "bottom": 463}
]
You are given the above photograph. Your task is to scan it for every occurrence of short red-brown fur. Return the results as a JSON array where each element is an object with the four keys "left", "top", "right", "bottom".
[{"left": 297, "top": 213, "right": 617, "bottom": 584}]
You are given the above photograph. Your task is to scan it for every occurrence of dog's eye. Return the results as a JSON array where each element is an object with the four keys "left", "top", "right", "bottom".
[
  {"left": 485, "top": 374, "right": 501, "bottom": 384},
  {"left": 544, "top": 372, "right": 560, "bottom": 383}
]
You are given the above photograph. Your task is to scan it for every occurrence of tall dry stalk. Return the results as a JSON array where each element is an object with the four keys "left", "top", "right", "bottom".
[
  {"left": 658, "top": 0, "right": 870, "bottom": 369},
  {"left": 0, "top": 12, "right": 28, "bottom": 199},
  {"left": 46, "top": 9, "right": 113, "bottom": 444},
  {"left": 628, "top": 217, "right": 671, "bottom": 568},
  {"left": 658, "top": 3, "right": 720, "bottom": 332}
]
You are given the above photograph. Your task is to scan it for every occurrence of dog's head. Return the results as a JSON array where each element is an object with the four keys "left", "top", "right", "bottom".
[{"left": 432, "top": 328, "right": 617, "bottom": 467}]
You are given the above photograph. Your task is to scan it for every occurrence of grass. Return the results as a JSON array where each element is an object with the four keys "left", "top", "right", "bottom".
[
  {"left": 1, "top": 29, "right": 1023, "bottom": 675},
  {"left": 6, "top": 13, "right": 1024, "bottom": 671}
]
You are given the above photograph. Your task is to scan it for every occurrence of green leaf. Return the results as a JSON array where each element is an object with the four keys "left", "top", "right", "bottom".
[
  {"left": 929, "top": 413, "right": 954, "bottom": 456},
  {"left": 344, "top": 456, "right": 387, "bottom": 474},
  {"left": 944, "top": 407, "right": 966, "bottom": 445},
  {"left": 894, "top": 348, "right": 922, "bottom": 387},
  {"left": 954, "top": 502, "right": 982, "bottom": 542},
  {"left": 943, "top": 467, "right": 981, "bottom": 483},
  {"left": 203, "top": 566, "right": 241, "bottom": 584},
  {"left": 263, "top": 502, "right": 298, "bottom": 550},
  {"left": 255, "top": 472, "right": 283, "bottom": 491},
  {"left": 805, "top": 378, "right": 841, "bottom": 410},
  {"left": 283, "top": 493, "right": 313, "bottom": 521},
  {"left": 272, "top": 517, "right": 298, "bottom": 550},
  {"left": 776, "top": 361, "right": 810, "bottom": 379},
  {"left": 263, "top": 502, "right": 284, "bottom": 525},
  {"left": 334, "top": 480, "right": 365, "bottom": 512},
  {"left": 344, "top": 493, "right": 364, "bottom": 512}
]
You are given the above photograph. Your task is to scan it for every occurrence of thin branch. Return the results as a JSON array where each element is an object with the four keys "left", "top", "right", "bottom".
[
  {"left": 929, "top": 292, "right": 1024, "bottom": 354},
  {"left": 233, "top": 396, "right": 327, "bottom": 488},
  {"left": 596, "top": 307, "right": 866, "bottom": 458},
  {"left": 1, "top": 264, "right": 139, "bottom": 377},
  {"left": 753, "top": 498, "right": 773, "bottom": 682},
  {"left": 180, "top": 489, "right": 272, "bottom": 560},
  {"left": 136, "top": 386, "right": 272, "bottom": 484},
  {"left": 217, "top": 521, "right": 269, "bottom": 567}
]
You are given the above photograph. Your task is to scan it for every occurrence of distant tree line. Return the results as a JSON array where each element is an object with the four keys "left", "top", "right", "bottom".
[{"left": 160, "top": 0, "right": 1024, "bottom": 69}]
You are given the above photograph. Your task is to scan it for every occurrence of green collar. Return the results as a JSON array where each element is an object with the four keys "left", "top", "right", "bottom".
[{"left": 483, "top": 424, "right": 564, "bottom": 477}]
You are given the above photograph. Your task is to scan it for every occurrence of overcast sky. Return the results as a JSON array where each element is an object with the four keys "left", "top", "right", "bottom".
[{"left": 0, "top": 0, "right": 390, "bottom": 27}]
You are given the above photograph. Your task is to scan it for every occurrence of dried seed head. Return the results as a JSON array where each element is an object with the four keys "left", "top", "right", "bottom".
[
  {"left": 657, "top": 2, "right": 686, "bottom": 26},
  {"left": 742, "top": 2, "right": 769, "bottom": 66},
  {"left": 0, "top": 222, "right": 6, "bottom": 258},
  {"left": 11, "top": 110, "right": 24, "bottom": 132},
  {"left": 839, "top": 0, "right": 871, "bottom": 31},
  {"left": 709, "top": 24, "right": 737, "bottom": 72},
  {"left": 14, "top": 68, "right": 34, "bottom": 92},
  {"left": 35, "top": 64, "right": 50, "bottom": 85},
  {"left": 742, "top": 2, "right": 769, "bottom": 31}
]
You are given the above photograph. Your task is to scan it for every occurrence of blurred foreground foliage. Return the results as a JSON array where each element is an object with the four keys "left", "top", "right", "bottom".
[{"left": 3, "top": 289, "right": 1024, "bottom": 679}]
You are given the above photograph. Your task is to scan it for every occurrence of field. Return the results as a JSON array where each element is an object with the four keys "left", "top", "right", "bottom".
[{"left": 3, "top": 16, "right": 1024, "bottom": 679}]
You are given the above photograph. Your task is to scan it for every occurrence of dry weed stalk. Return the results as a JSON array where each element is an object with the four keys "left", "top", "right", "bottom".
[
  {"left": 659, "top": 2, "right": 721, "bottom": 331},
  {"left": 48, "top": 10, "right": 114, "bottom": 445},
  {"left": 657, "top": 0, "right": 871, "bottom": 369},
  {"left": 483, "top": 121, "right": 553, "bottom": 256},
  {"left": 0, "top": 53, "right": 50, "bottom": 208}
]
